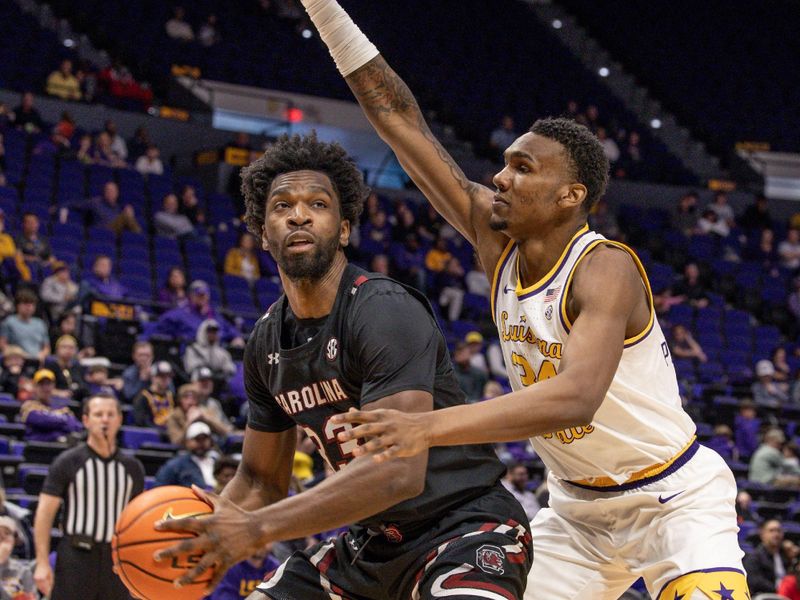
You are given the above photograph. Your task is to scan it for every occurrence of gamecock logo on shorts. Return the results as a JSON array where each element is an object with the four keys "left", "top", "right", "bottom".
[
  {"left": 476, "top": 544, "right": 505, "bottom": 575},
  {"left": 326, "top": 338, "right": 339, "bottom": 361}
]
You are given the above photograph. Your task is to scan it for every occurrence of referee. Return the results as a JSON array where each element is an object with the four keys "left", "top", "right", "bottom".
[{"left": 33, "top": 393, "right": 145, "bottom": 599}]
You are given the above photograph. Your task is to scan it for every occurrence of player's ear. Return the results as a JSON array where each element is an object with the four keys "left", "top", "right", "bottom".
[
  {"left": 339, "top": 218, "right": 350, "bottom": 248},
  {"left": 261, "top": 225, "right": 271, "bottom": 252},
  {"left": 558, "top": 183, "right": 587, "bottom": 209}
]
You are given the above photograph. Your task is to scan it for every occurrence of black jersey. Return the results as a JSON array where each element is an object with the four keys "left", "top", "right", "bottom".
[{"left": 245, "top": 264, "right": 506, "bottom": 528}]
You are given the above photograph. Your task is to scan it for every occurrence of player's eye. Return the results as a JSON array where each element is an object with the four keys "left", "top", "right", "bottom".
[
  {"left": 312, "top": 200, "right": 328, "bottom": 208},
  {"left": 272, "top": 201, "right": 289, "bottom": 210}
]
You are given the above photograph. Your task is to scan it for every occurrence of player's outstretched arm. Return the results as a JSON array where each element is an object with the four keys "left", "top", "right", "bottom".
[
  {"left": 334, "top": 247, "right": 647, "bottom": 456},
  {"left": 300, "top": 0, "right": 507, "bottom": 266}
]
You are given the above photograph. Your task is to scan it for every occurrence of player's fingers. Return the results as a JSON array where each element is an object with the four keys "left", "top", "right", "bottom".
[
  {"left": 331, "top": 409, "right": 378, "bottom": 425},
  {"left": 153, "top": 536, "right": 208, "bottom": 562},
  {"left": 374, "top": 445, "right": 401, "bottom": 463},
  {"left": 343, "top": 422, "right": 387, "bottom": 441},
  {"left": 176, "top": 553, "right": 218, "bottom": 588},
  {"left": 155, "top": 515, "right": 206, "bottom": 534},
  {"left": 191, "top": 484, "right": 218, "bottom": 508}
]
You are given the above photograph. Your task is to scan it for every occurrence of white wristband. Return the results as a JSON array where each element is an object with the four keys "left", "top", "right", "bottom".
[{"left": 301, "top": 0, "right": 380, "bottom": 76}]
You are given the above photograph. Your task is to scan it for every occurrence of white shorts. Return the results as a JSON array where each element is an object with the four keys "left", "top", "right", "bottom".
[{"left": 524, "top": 445, "right": 748, "bottom": 600}]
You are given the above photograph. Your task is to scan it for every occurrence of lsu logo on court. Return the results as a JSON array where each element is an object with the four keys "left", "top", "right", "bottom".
[{"left": 476, "top": 545, "right": 505, "bottom": 575}]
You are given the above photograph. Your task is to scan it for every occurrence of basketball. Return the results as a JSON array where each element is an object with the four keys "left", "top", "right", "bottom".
[{"left": 112, "top": 485, "right": 215, "bottom": 600}]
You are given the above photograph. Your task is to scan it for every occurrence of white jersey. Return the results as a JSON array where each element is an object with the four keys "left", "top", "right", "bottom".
[{"left": 491, "top": 224, "right": 696, "bottom": 486}]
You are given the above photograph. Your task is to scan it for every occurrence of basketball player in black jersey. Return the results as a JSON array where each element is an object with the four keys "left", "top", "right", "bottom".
[{"left": 155, "top": 133, "right": 531, "bottom": 599}]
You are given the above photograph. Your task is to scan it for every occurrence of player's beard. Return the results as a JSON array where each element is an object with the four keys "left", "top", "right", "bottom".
[
  {"left": 489, "top": 214, "right": 508, "bottom": 231},
  {"left": 274, "top": 234, "right": 341, "bottom": 282}
]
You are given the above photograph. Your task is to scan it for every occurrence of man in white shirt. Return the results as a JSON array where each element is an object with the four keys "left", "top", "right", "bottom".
[{"left": 501, "top": 463, "right": 541, "bottom": 521}]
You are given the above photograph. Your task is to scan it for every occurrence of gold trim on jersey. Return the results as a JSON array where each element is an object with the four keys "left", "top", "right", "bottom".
[
  {"left": 570, "top": 435, "right": 697, "bottom": 488},
  {"left": 514, "top": 224, "right": 589, "bottom": 296},
  {"left": 490, "top": 239, "right": 516, "bottom": 321},
  {"left": 559, "top": 239, "right": 655, "bottom": 347}
]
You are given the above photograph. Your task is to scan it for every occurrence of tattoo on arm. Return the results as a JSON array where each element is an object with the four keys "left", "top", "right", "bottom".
[{"left": 347, "top": 56, "right": 479, "bottom": 198}]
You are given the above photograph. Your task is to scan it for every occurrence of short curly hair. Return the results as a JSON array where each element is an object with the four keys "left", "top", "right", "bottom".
[
  {"left": 529, "top": 117, "right": 609, "bottom": 212},
  {"left": 241, "top": 132, "right": 368, "bottom": 238}
]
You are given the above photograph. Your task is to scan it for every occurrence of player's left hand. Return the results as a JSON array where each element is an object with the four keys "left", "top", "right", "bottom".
[
  {"left": 331, "top": 407, "right": 432, "bottom": 461},
  {"left": 153, "top": 485, "right": 265, "bottom": 590}
]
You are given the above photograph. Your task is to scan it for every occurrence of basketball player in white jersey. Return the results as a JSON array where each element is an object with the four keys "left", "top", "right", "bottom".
[{"left": 299, "top": 1, "right": 748, "bottom": 598}]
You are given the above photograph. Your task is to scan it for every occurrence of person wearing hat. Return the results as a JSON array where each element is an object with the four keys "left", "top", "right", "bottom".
[
  {"left": 19, "top": 369, "right": 82, "bottom": 442},
  {"left": 40, "top": 260, "right": 78, "bottom": 321},
  {"left": 183, "top": 318, "right": 237, "bottom": 381},
  {"left": 165, "top": 383, "right": 232, "bottom": 445},
  {"left": 0, "top": 514, "right": 36, "bottom": 598},
  {"left": 81, "top": 356, "right": 119, "bottom": 400},
  {"left": 0, "top": 345, "right": 32, "bottom": 398},
  {"left": 44, "top": 335, "right": 86, "bottom": 401},
  {"left": 752, "top": 359, "right": 789, "bottom": 407},
  {"left": 155, "top": 421, "right": 218, "bottom": 489},
  {"left": 190, "top": 367, "right": 233, "bottom": 435},
  {"left": 146, "top": 280, "right": 244, "bottom": 346},
  {"left": 133, "top": 361, "right": 175, "bottom": 428},
  {"left": 0, "top": 289, "right": 50, "bottom": 364},
  {"left": 464, "top": 330, "right": 489, "bottom": 374}
]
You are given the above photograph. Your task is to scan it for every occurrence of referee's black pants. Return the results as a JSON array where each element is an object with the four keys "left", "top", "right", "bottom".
[{"left": 51, "top": 537, "right": 131, "bottom": 600}]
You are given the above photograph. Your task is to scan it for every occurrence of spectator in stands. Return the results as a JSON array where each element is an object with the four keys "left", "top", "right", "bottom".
[
  {"left": 588, "top": 198, "right": 621, "bottom": 241},
  {"left": 436, "top": 256, "right": 465, "bottom": 321},
  {"left": 735, "top": 490, "right": 757, "bottom": 525},
  {"left": 749, "top": 428, "right": 800, "bottom": 487},
  {"left": 148, "top": 280, "right": 243, "bottom": 345},
  {"left": 424, "top": 236, "right": 452, "bottom": 273},
  {"left": 392, "top": 234, "right": 426, "bottom": 292},
  {"left": 465, "top": 331, "right": 488, "bottom": 374},
  {"left": 0, "top": 346, "right": 29, "bottom": 398},
  {"left": 465, "top": 256, "right": 490, "bottom": 298},
  {"left": 501, "top": 463, "right": 540, "bottom": 521},
  {"left": 0, "top": 289, "right": 49, "bottom": 363},
  {"left": 121, "top": 341, "right": 154, "bottom": 403},
  {"left": 779, "top": 229, "right": 800, "bottom": 272},
  {"left": 744, "top": 519, "right": 788, "bottom": 595},
  {"left": 155, "top": 193, "right": 195, "bottom": 240},
  {"left": 488, "top": 115, "right": 518, "bottom": 155},
  {"left": 673, "top": 262, "right": 709, "bottom": 307},
  {"left": 672, "top": 192, "right": 698, "bottom": 237},
  {"left": 16, "top": 213, "right": 52, "bottom": 266},
  {"left": 596, "top": 127, "right": 619, "bottom": 164},
  {"left": 620, "top": 130, "right": 643, "bottom": 176},
  {"left": 158, "top": 266, "right": 189, "bottom": 308},
  {"left": 198, "top": 14, "right": 221, "bottom": 47},
  {"left": 452, "top": 341, "right": 487, "bottom": 402},
  {"left": 749, "top": 228, "right": 779, "bottom": 272},
  {"left": 79, "top": 255, "right": 127, "bottom": 302},
  {"left": 45, "top": 59, "right": 81, "bottom": 101},
  {"left": 207, "top": 545, "right": 279, "bottom": 600},
  {"left": 134, "top": 144, "right": 164, "bottom": 176},
  {"left": 91, "top": 131, "right": 126, "bottom": 168},
  {"left": 735, "top": 400, "right": 761, "bottom": 459},
  {"left": 704, "top": 424, "right": 737, "bottom": 461},
  {"left": 709, "top": 191, "right": 736, "bottom": 229},
  {"left": 416, "top": 203, "right": 443, "bottom": 242},
  {"left": 790, "top": 277, "right": 800, "bottom": 324},
  {"left": 192, "top": 367, "right": 232, "bottom": 429},
  {"left": 104, "top": 120, "right": 128, "bottom": 161},
  {"left": 752, "top": 360, "right": 789, "bottom": 407},
  {"left": 128, "top": 126, "right": 152, "bottom": 160},
  {"left": 50, "top": 311, "right": 94, "bottom": 359},
  {"left": 184, "top": 319, "right": 237, "bottom": 382},
  {"left": 20, "top": 369, "right": 82, "bottom": 442},
  {"left": 155, "top": 421, "right": 218, "bottom": 489},
  {"left": 75, "top": 134, "right": 93, "bottom": 165},
  {"left": 166, "top": 6, "right": 195, "bottom": 42},
  {"left": 213, "top": 455, "right": 239, "bottom": 494},
  {"left": 133, "top": 360, "right": 175, "bottom": 428},
  {"left": 44, "top": 335, "right": 85, "bottom": 401},
  {"left": 82, "top": 357, "right": 120, "bottom": 399},
  {"left": 180, "top": 185, "right": 206, "bottom": 228},
  {"left": 47, "top": 112, "right": 76, "bottom": 157},
  {"left": 223, "top": 232, "right": 261, "bottom": 282},
  {"left": 0, "top": 209, "right": 30, "bottom": 284},
  {"left": 39, "top": 261, "right": 78, "bottom": 321},
  {"left": 778, "top": 561, "right": 800, "bottom": 600},
  {"left": 362, "top": 210, "right": 391, "bottom": 249},
  {"left": 482, "top": 380, "right": 504, "bottom": 401},
  {"left": 669, "top": 324, "right": 708, "bottom": 363},
  {"left": 772, "top": 347, "right": 792, "bottom": 383},
  {"left": 740, "top": 194, "right": 773, "bottom": 232},
  {"left": 696, "top": 207, "right": 729, "bottom": 238},
  {"left": 166, "top": 383, "right": 231, "bottom": 445},
  {"left": 79, "top": 181, "right": 142, "bottom": 235},
  {"left": 0, "top": 515, "right": 35, "bottom": 598},
  {"left": 10, "top": 92, "right": 43, "bottom": 133},
  {"left": 391, "top": 201, "right": 417, "bottom": 242}
]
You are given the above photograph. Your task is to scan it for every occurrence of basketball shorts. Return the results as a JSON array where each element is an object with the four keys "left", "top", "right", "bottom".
[
  {"left": 525, "top": 444, "right": 748, "bottom": 600},
  {"left": 253, "top": 483, "right": 532, "bottom": 599}
]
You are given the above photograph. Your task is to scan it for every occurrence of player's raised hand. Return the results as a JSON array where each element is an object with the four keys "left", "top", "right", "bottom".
[
  {"left": 332, "top": 408, "right": 432, "bottom": 461},
  {"left": 153, "top": 485, "right": 265, "bottom": 590}
]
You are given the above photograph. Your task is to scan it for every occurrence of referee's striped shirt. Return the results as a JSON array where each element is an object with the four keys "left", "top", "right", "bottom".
[{"left": 41, "top": 444, "right": 145, "bottom": 543}]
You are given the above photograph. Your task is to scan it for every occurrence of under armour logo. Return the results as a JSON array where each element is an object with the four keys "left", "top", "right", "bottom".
[{"left": 267, "top": 353, "right": 280, "bottom": 365}]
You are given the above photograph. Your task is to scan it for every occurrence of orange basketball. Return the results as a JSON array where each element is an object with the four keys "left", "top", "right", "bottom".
[{"left": 112, "top": 485, "right": 214, "bottom": 600}]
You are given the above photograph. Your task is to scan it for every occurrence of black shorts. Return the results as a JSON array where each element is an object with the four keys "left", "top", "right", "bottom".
[
  {"left": 252, "top": 483, "right": 532, "bottom": 600},
  {"left": 51, "top": 539, "right": 131, "bottom": 600}
]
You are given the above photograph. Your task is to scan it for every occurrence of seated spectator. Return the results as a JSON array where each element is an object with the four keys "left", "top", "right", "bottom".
[
  {"left": 0, "top": 346, "right": 31, "bottom": 399},
  {"left": 424, "top": 236, "right": 451, "bottom": 272},
  {"left": 207, "top": 545, "right": 279, "bottom": 600},
  {"left": 696, "top": 208, "right": 729, "bottom": 238},
  {"left": 165, "top": 384, "right": 231, "bottom": 445},
  {"left": 45, "top": 59, "right": 81, "bottom": 101},
  {"left": 180, "top": 185, "right": 206, "bottom": 228},
  {"left": 10, "top": 93, "right": 43, "bottom": 133},
  {"left": 78, "top": 181, "right": 142, "bottom": 235},
  {"left": 0, "top": 289, "right": 50, "bottom": 363},
  {"left": 749, "top": 428, "right": 800, "bottom": 487},
  {"left": 154, "top": 194, "right": 195, "bottom": 239},
  {"left": 44, "top": 335, "right": 85, "bottom": 401},
  {"left": 103, "top": 120, "right": 128, "bottom": 161},
  {"left": 198, "top": 14, "right": 220, "bottom": 47},
  {"left": 158, "top": 267, "right": 189, "bottom": 308},
  {"left": 75, "top": 134, "right": 94, "bottom": 165},
  {"left": 39, "top": 261, "right": 78, "bottom": 321},
  {"left": 0, "top": 515, "right": 36, "bottom": 598},
  {"left": 184, "top": 320, "right": 237, "bottom": 382},
  {"left": 671, "top": 192, "right": 698, "bottom": 237},
  {"left": 223, "top": 233, "right": 261, "bottom": 282},
  {"left": 488, "top": 115, "right": 518, "bottom": 155},
  {"left": 392, "top": 234, "right": 426, "bottom": 292},
  {"left": 669, "top": 324, "right": 708, "bottom": 363},
  {"left": 0, "top": 209, "right": 30, "bottom": 283},
  {"left": 147, "top": 280, "right": 242, "bottom": 345},
  {"left": 213, "top": 455, "right": 239, "bottom": 495},
  {"left": 465, "top": 257, "right": 490, "bottom": 298},
  {"left": 485, "top": 339, "right": 508, "bottom": 380},
  {"left": 436, "top": 257, "right": 465, "bottom": 321},
  {"left": 166, "top": 6, "right": 195, "bottom": 41},
  {"left": 779, "top": 229, "right": 800, "bottom": 272},
  {"left": 417, "top": 203, "right": 443, "bottom": 242},
  {"left": 192, "top": 367, "right": 232, "bottom": 429},
  {"left": 465, "top": 331, "right": 488, "bottom": 375},
  {"left": 735, "top": 400, "right": 761, "bottom": 459},
  {"left": 481, "top": 380, "right": 504, "bottom": 400},
  {"left": 46, "top": 112, "right": 76, "bottom": 157},
  {"left": 82, "top": 357, "right": 119, "bottom": 399},
  {"left": 361, "top": 210, "right": 391, "bottom": 249},
  {"left": 78, "top": 255, "right": 127, "bottom": 302},
  {"left": 772, "top": 347, "right": 792, "bottom": 383},
  {"left": 744, "top": 519, "right": 788, "bottom": 595},
  {"left": 90, "top": 131, "right": 126, "bottom": 168},
  {"left": 19, "top": 369, "right": 82, "bottom": 442},
  {"left": 452, "top": 342, "right": 487, "bottom": 403},
  {"left": 596, "top": 127, "right": 619, "bottom": 163},
  {"left": 97, "top": 62, "right": 153, "bottom": 110},
  {"left": 120, "top": 341, "right": 154, "bottom": 403},
  {"left": 501, "top": 463, "right": 540, "bottom": 521},
  {"left": 155, "top": 422, "right": 218, "bottom": 489},
  {"left": 740, "top": 194, "right": 773, "bottom": 232},
  {"left": 704, "top": 425, "right": 737, "bottom": 461},
  {"left": 672, "top": 262, "right": 709, "bottom": 307},
  {"left": 128, "top": 126, "right": 151, "bottom": 161},
  {"left": 134, "top": 145, "right": 164, "bottom": 176},
  {"left": 391, "top": 201, "right": 417, "bottom": 243},
  {"left": 49, "top": 311, "right": 95, "bottom": 359},
  {"left": 752, "top": 360, "right": 789, "bottom": 407},
  {"left": 779, "top": 561, "right": 800, "bottom": 600},
  {"left": 749, "top": 228, "right": 779, "bottom": 271},
  {"left": 369, "top": 254, "right": 390, "bottom": 276},
  {"left": 16, "top": 213, "right": 52, "bottom": 266},
  {"left": 708, "top": 192, "right": 736, "bottom": 229},
  {"left": 133, "top": 361, "right": 175, "bottom": 428},
  {"left": 735, "top": 490, "right": 757, "bottom": 525}
]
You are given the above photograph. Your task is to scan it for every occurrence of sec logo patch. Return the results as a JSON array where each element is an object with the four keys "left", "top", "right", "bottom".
[{"left": 326, "top": 337, "right": 339, "bottom": 361}]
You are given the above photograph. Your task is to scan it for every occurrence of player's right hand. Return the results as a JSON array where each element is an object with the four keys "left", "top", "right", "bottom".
[
  {"left": 33, "top": 562, "right": 53, "bottom": 596},
  {"left": 331, "top": 408, "right": 431, "bottom": 462}
]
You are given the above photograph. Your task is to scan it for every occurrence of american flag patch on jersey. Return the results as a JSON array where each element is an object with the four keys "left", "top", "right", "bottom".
[{"left": 544, "top": 286, "right": 561, "bottom": 302}]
